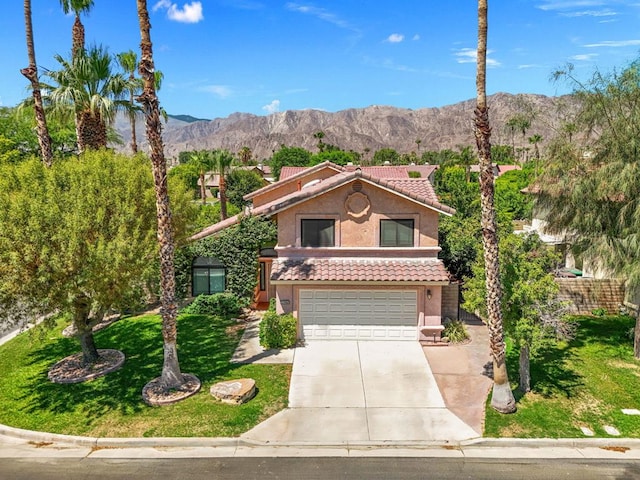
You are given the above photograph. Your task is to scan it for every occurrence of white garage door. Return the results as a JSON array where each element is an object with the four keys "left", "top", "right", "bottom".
[{"left": 299, "top": 289, "right": 418, "bottom": 341}]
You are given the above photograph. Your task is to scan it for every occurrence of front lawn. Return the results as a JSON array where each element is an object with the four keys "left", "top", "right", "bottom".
[
  {"left": 485, "top": 315, "right": 640, "bottom": 438},
  {"left": 0, "top": 313, "right": 291, "bottom": 437}
]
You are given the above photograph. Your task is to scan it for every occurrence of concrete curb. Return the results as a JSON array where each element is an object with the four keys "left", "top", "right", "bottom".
[{"left": 4, "top": 422, "right": 640, "bottom": 453}]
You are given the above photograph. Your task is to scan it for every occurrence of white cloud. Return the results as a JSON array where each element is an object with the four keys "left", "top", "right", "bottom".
[
  {"left": 537, "top": 1, "right": 608, "bottom": 11},
  {"left": 584, "top": 39, "right": 640, "bottom": 47},
  {"left": 153, "top": 1, "right": 204, "bottom": 23},
  {"left": 412, "top": 34, "right": 420, "bottom": 41},
  {"left": 560, "top": 9, "right": 617, "bottom": 16},
  {"left": 570, "top": 53, "right": 599, "bottom": 60},
  {"left": 200, "top": 85, "right": 232, "bottom": 98},
  {"left": 454, "top": 48, "right": 501, "bottom": 67},
  {"left": 387, "top": 33, "right": 404, "bottom": 43},
  {"left": 285, "top": 3, "right": 360, "bottom": 34},
  {"left": 262, "top": 100, "right": 280, "bottom": 114}
]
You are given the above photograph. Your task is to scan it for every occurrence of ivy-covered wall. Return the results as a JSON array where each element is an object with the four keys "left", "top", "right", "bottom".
[{"left": 177, "top": 216, "right": 277, "bottom": 302}]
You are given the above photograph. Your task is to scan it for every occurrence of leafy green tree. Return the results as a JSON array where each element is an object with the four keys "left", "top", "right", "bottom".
[
  {"left": 270, "top": 145, "right": 312, "bottom": 179},
  {"left": 372, "top": 147, "right": 400, "bottom": 165},
  {"left": 310, "top": 149, "right": 358, "bottom": 166},
  {"left": 464, "top": 233, "right": 571, "bottom": 393},
  {"left": 495, "top": 168, "right": 533, "bottom": 220},
  {"left": 225, "top": 169, "right": 265, "bottom": 210},
  {"left": 0, "top": 151, "right": 194, "bottom": 366},
  {"left": 538, "top": 59, "right": 640, "bottom": 357},
  {"left": 491, "top": 144, "right": 515, "bottom": 164}
]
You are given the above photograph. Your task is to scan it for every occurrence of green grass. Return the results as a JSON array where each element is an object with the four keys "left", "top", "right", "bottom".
[
  {"left": 485, "top": 315, "right": 640, "bottom": 438},
  {"left": 0, "top": 313, "right": 291, "bottom": 438}
]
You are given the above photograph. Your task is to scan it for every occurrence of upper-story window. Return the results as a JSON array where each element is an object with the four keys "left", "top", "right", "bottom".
[
  {"left": 301, "top": 219, "right": 335, "bottom": 247},
  {"left": 380, "top": 219, "right": 414, "bottom": 247}
]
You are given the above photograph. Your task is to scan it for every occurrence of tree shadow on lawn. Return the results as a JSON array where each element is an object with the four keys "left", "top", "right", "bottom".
[
  {"left": 20, "top": 314, "right": 244, "bottom": 422},
  {"left": 505, "top": 341, "right": 584, "bottom": 401}
]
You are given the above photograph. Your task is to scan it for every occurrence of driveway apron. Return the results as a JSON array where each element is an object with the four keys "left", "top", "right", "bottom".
[{"left": 242, "top": 341, "right": 479, "bottom": 443}]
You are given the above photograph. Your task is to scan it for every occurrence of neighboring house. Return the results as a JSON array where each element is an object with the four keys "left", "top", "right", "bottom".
[
  {"left": 197, "top": 164, "right": 273, "bottom": 198},
  {"left": 469, "top": 164, "right": 520, "bottom": 177},
  {"left": 191, "top": 161, "right": 458, "bottom": 342}
]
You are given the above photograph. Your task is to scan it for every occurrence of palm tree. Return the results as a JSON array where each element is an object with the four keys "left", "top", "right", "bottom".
[
  {"left": 116, "top": 50, "right": 141, "bottom": 154},
  {"left": 136, "top": 0, "right": 199, "bottom": 398},
  {"left": 190, "top": 150, "right": 215, "bottom": 205},
  {"left": 44, "top": 45, "right": 131, "bottom": 153},
  {"left": 21, "top": 0, "right": 53, "bottom": 166},
  {"left": 213, "top": 149, "right": 234, "bottom": 220},
  {"left": 314, "top": 131, "right": 325, "bottom": 152},
  {"left": 59, "top": 0, "right": 94, "bottom": 58},
  {"left": 238, "top": 146, "right": 252, "bottom": 166},
  {"left": 474, "top": 0, "right": 516, "bottom": 414},
  {"left": 528, "top": 134, "right": 542, "bottom": 160}
]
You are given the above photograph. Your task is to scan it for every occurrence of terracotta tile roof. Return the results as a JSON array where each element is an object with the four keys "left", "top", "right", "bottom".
[
  {"left": 345, "top": 165, "right": 410, "bottom": 178},
  {"left": 189, "top": 214, "right": 242, "bottom": 241},
  {"left": 279, "top": 166, "right": 309, "bottom": 179},
  {"left": 244, "top": 161, "right": 344, "bottom": 200},
  {"left": 406, "top": 165, "right": 438, "bottom": 178},
  {"left": 271, "top": 257, "right": 451, "bottom": 282},
  {"left": 497, "top": 165, "right": 522, "bottom": 175}
]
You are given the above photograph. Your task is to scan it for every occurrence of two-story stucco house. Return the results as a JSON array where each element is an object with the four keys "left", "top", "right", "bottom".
[{"left": 191, "top": 161, "right": 458, "bottom": 343}]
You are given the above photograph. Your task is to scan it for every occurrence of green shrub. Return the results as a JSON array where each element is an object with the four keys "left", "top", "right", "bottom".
[
  {"left": 181, "top": 293, "right": 242, "bottom": 318},
  {"left": 259, "top": 310, "right": 297, "bottom": 349},
  {"left": 442, "top": 319, "right": 469, "bottom": 343},
  {"left": 591, "top": 307, "right": 607, "bottom": 317},
  {"left": 268, "top": 297, "right": 277, "bottom": 313}
]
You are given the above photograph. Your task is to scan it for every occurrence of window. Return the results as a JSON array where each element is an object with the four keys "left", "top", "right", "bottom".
[
  {"left": 301, "top": 219, "right": 335, "bottom": 247},
  {"left": 380, "top": 219, "right": 414, "bottom": 247},
  {"left": 259, "top": 262, "right": 266, "bottom": 291},
  {"left": 192, "top": 257, "right": 226, "bottom": 296}
]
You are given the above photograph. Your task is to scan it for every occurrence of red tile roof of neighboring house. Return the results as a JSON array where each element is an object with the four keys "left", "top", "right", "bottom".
[
  {"left": 279, "top": 166, "right": 309, "bottom": 179},
  {"left": 244, "top": 161, "right": 344, "bottom": 200},
  {"left": 406, "top": 165, "right": 438, "bottom": 178},
  {"left": 497, "top": 165, "right": 522, "bottom": 175},
  {"left": 270, "top": 257, "right": 451, "bottom": 282},
  {"left": 345, "top": 165, "right": 410, "bottom": 178}
]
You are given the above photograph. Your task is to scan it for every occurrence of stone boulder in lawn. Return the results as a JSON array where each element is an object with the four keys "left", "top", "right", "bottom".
[{"left": 210, "top": 378, "right": 256, "bottom": 405}]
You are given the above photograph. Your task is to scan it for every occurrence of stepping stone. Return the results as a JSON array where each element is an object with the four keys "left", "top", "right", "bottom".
[
  {"left": 580, "top": 426, "right": 595, "bottom": 436},
  {"left": 210, "top": 378, "right": 256, "bottom": 405},
  {"left": 603, "top": 425, "right": 620, "bottom": 436},
  {"left": 622, "top": 409, "right": 640, "bottom": 415}
]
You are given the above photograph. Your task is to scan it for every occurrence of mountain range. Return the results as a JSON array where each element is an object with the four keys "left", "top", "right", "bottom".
[{"left": 113, "top": 93, "right": 575, "bottom": 163}]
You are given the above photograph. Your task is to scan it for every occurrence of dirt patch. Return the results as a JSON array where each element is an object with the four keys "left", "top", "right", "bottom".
[
  {"left": 600, "top": 446, "right": 630, "bottom": 453},
  {"left": 48, "top": 349, "right": 125, "bottom": 384},
  {"left": 142, "top": 373, "right": 201, "bottom": 406}
]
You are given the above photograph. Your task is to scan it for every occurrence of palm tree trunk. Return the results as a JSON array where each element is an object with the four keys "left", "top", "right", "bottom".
[
  {"left": 219, "top": 173, "right": 228, "bottom": 219},
  {"left": 21, "top": 0, "right": 53, "bottom": 167},
  {"left": 200, "top": 171, "right": 206, "bottom": 205},
  {"left": 72, "top": 14, "right": 85, "bottom": 59},
  {"left": 78, "top": 110, "right": 107, "bottom": 151},
  {"left": 475, "top": 0, "right": 516, "bottom": 414},
  {"left": 137, "top": 0, "right": 184, "bottom": 389}
]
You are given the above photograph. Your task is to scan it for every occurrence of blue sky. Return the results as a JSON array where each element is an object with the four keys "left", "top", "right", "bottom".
[{"left": 2, "top": 1, "right": 640, "bottom": 119}]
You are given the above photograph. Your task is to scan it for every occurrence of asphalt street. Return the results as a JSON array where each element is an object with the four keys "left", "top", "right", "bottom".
[{"left": 2, "top": 457, "right": 639, "bottom": 480}]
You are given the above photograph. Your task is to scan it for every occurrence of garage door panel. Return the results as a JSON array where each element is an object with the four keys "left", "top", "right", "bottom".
[{"left": 300, "top": 289, "right": 418, "bottom": 341}]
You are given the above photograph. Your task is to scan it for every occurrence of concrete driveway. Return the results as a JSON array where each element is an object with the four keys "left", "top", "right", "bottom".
[{"left": 242, "top": 340, "right": 479, "bottom": 444}]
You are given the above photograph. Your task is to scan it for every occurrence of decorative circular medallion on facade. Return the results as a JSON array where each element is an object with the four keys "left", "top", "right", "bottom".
[{"left": 345, "top": 191, "right": 370, "bottom": 218}]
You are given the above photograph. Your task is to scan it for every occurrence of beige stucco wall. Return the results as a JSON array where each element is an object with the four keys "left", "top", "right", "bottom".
[{"left": 275, "top": 181, "right": 440, "bottom": 250}]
